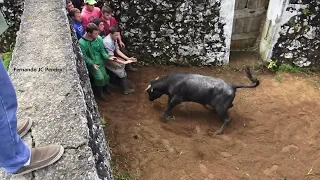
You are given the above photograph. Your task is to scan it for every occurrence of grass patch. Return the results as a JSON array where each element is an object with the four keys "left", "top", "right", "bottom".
[
  {"left": 1, "top": 51, "right": 12, "bottom": 70},
  {"left": 267, "top": 60, "right": 301, "bottom": 73},
  {"left": 112, "top": 164, "right": 138, "bottom": 180},
  {"left": 100, "top": 117, "right": 107, "bottom": 128},
  {"left": 275, "top": 72, "right": 283, "bottom": 82},
  {"left": 114, "top": 171, "right": 137, "bottom": 180},
  {"left": 278, "top": 64, "right": 300, "bottom": 73},
  {"left": 267, "top": 60, "right": 303, "bottom": 82}
]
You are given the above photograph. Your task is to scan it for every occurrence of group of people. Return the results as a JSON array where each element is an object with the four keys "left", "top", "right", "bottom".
[
  {"left": 0, "top": 0, "right": 139, "bottom": 176},
  {"left": 67, "top": 0, "right": 138, "bottom": 100}
]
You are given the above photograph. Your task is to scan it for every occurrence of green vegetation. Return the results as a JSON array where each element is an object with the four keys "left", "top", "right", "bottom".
[
  {"left": 112, "top": 164, "right": 138, "bottom": 180},
  {"left": 0, "top": 51, "right": 12, "bottom": 70},
  {"left": 267, "top": 60, "right": 302, "bottom": 82},
  {"left": 100, "top": 117, "right": 106, "bottom": 128},
  {"left": 267, "top": 60, "right": 300, "bottom": 73},
  {"left": 267, "top": 60, "right": 278, "bottom": 71},
  {"left": 275, "top": 72, "right": 282, "bottom": 82},
  {"left": 278, "top": 63, "right": 300, "bottom": 73},
  {"left": 301, "top": 8, "right": 311, "bottom": 15},
  {"left": 114, "top": 171, "right": 137, "bottom": 180}
]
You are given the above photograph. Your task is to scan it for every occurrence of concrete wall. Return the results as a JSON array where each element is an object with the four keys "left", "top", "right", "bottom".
[
  {"left": 0, "top": 0, "right": 24, "bottom": 53},
  {"left": 259, "top": 0, "right": 320, "bottom": 67},
  {"left": 104, "top": 0, "right": 235, "bottom": 65},
  {"left": 0, "top": 0, "right": 113, "bottom": 179}
]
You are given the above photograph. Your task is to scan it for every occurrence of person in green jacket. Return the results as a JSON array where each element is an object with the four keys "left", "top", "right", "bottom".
[{"left": 79, "top": 23, "right": 130, "bottom": 100}]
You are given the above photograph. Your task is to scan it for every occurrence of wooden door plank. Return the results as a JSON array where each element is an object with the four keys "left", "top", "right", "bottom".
[
  {"left": 259, "top": 0, "right": 269, "bottom": 8},
  {"left": 234, "top": 7, "right": 266, "bottom": 19},
  {"left": 232, "top": 31, "right": 260, "bottom": 40},
  {"left": 234, "top": 0, "right": 240, "bottom": 10},
  {"left": 247, "top": 0, "right": 259, "bottom": 9},
  {"left": 243, "top": 17, "right": 253, "bottom": 33},
  {"left": 251, "top": 15, "right": 263, "bottom": 32},
  {"left": 247, "top": 38, "right": 257, "bottom": 47},
  {"left": 234, "top": 18, "right": 245, "bottom": 33},
  {"left": 237, "top": 0, "right": 248, "bottom": 9},
  {"left": 232, "top": 19, "right": 237, "bottom": 33}
]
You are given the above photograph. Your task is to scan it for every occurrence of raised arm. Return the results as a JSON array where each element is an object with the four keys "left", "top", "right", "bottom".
[{"left": 115, "top": 48, "right": 129, "bottom": 60}]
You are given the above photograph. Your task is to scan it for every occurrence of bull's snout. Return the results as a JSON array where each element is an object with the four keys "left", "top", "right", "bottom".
[{"left": 149, "top": 98, "right": 155, "bottom": 101}]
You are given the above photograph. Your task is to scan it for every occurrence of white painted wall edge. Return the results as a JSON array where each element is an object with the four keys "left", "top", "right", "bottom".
[
  {"left": 259, "top": 0, "right": 288, "bottom": 62},
  {"left": 220, "top": 0, "right": 235, "bottom": 65},
  {"left": 259, "top": 0, "right": 309, "bottom": 62}
]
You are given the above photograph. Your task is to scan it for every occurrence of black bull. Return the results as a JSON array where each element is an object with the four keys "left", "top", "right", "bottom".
[{"left": 145, "top": 66, "right": 260, "bottom": 135}]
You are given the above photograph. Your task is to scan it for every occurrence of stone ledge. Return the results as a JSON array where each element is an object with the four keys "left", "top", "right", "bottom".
[{"left": 0, "top": 0, "right": 113, "bottom": 179}]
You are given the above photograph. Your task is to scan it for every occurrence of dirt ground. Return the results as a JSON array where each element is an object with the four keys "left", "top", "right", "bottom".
[{"left": 98, "top": 62, "right": 320, "bottom": 180}]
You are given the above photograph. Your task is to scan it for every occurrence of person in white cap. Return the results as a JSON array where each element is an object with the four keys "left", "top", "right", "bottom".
[{"left": 81, "top": 0, "right": 101, "bottom": 29}]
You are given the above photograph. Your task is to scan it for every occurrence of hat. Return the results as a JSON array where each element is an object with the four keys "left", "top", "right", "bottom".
[
  {"left": 92, "top": 18, "right": 102, "bottom": 26},
  {"left": 85, "top": 0, "right": 97, "bottom": 5}
]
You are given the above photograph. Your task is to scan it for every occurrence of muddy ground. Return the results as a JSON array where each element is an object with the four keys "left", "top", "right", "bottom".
[{"left": 98, "top": 64, "right": 320, "bottom": 180}]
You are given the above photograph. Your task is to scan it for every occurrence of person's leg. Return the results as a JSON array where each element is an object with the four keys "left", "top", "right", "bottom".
[
  {"left": 120, "top": 75, "right": 135, "bottom": 95},
  {"left": 0, "top": 61, "right": 64, "bottom": 175},
  {"left": 99, "top": 65, "right": 112, "bottom": 95},
  {"left": 0, "top": 60, "right": 31, "bottom": 174},
  {"left": 117, "top": 66, "right": 134, "bottom": 95},
  {"left": 90, "top": 67, "right": 107, "bottom": 100},
  {"left": 107, "top": 59, "right": 135, "bottom": 95}
]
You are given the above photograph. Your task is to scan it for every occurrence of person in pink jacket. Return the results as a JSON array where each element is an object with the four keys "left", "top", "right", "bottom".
[{"left": 81, "top": 0, "right": 101, "bottom": 29}]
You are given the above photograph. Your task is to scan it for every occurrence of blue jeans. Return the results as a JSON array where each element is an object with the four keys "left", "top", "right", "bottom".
[{"left": 0, "top": 59, "right": 30, "bottom": 174}]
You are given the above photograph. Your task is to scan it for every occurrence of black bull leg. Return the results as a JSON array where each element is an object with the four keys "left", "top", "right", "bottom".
[{"left": 160, "top": 96, "right": 182, "bottom": 122}]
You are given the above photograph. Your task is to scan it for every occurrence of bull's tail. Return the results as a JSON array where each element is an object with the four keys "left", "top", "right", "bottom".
[{"left": 233, "top": 66, "right": 260, "bottom": 89}]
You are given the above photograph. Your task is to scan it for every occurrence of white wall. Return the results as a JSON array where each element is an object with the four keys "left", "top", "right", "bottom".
[
  {"left": 259, "top": 0, "right": 309, "bottom": 63},
  {"left": 259, "top": 0, "right": 288, "bottom": 62},
  {"left": 220, "top": 0, "right": 236, "bottom": 64}
]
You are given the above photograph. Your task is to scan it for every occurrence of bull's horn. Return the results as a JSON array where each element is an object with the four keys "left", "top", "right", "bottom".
[
  {"left": 145, "top": 84, "right": 151, "bottom": 91},
  {"left": 155, "top": 76, "right": 159, "bottom": 80}
]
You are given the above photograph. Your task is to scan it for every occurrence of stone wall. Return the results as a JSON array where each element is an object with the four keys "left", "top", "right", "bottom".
[
  {"left": 68, "top": 15, "right": 114, "bottom": 180},
  {"left": 264, "top": 0, "right": 319, "bottom": 67},
  {"left": 103, "top": 0, "right": 234, "bottom": 65},
  {"left": 0, "top": 0, "right": 113, "bottom": 179},
  {"left": 0, "top": 0, "right": 24, "bottom": 53}
]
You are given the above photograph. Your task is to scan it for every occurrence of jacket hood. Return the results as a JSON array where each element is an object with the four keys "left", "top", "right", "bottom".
[{"left": 82, "top": 7, "right": 93, "bottom": 15}]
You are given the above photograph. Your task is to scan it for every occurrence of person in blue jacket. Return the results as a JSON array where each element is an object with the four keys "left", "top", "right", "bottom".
[{"left": 69, "top": 8, "right": 85, "bottom": 39}]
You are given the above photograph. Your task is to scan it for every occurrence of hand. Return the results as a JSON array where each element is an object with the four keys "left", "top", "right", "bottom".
[
  {"left": 119, "top": 41, "right": 125, "bottom": 47},
  {"left": 109, "top": 57, "right": 117, "bottom": 61},
  {"left": 123, "top": 60, "right": 133, "bottom": 64},
  {"left": 128, "top": 57, "right": 137, "bottom": 62},
  {"left": 93, "top": 64, "right": 99, "bottom": 70}
]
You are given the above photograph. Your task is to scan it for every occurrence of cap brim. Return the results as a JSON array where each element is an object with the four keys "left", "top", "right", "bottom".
[{"left": 87, "top": 0, "right": 97, "bottom": 5}]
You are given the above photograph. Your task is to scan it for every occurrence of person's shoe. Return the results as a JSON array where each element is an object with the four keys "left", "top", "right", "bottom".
[
  {"left": 121, "top": 77, "right": 135, "bottom": 95},
  {"left": 13, "top": 145, "right": 64, "bottom": 176},
  {"left": 94, "top": 86, "right": 106, "bottom": 101},
  {"left": 103, "top": 85, "right": 112, "bottom": 95},
  {"left": 125, "top": 64, "right": 138, "bottom": 72},
  {"left": 17, "top": 119, "right": 33, "bottom": 138},
  {"left": 98, "top": 87, "right": 106, "bottom": 100}
]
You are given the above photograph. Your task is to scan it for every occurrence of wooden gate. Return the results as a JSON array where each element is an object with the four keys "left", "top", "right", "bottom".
[{"left": 231, "top": 0, "right": 269, "bottom": 49}]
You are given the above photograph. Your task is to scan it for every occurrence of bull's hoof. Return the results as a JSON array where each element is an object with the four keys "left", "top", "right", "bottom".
[
  {"left": 214, "top": 129, "right": 224, "bottom": 135},
  {"left": 160, "top": 116, "right": 169, "bottom": 123}
]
